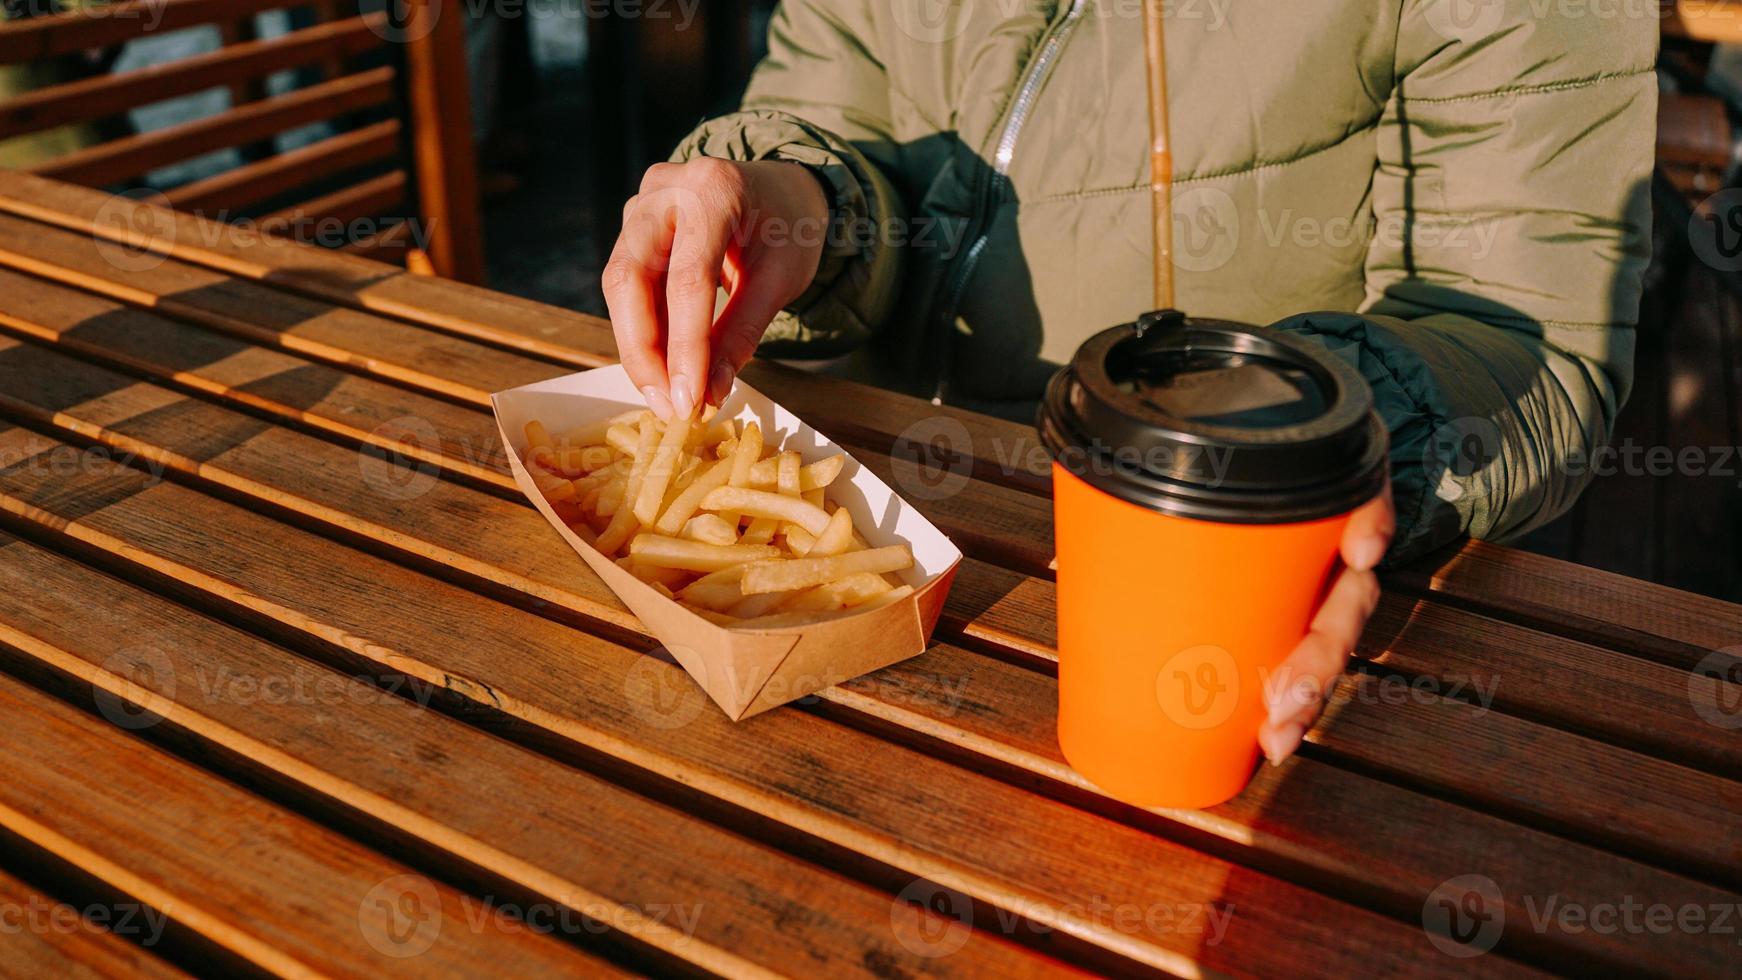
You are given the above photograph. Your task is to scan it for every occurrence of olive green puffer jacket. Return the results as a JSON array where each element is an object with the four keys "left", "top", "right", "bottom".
[{"left": 674, "top": 0, "right": 1657, "bottom": 560}]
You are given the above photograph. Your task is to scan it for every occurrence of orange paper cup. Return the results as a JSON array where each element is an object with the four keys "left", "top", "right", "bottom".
[{"left": 1039, "top": 312, "right": 1387, "bottom": 809}]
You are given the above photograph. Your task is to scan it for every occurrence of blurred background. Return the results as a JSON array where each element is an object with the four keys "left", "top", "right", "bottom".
[{"left": 2, "top": 0, "right": 1740, "bottom": 601}]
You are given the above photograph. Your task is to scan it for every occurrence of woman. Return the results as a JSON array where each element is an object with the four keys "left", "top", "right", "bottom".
[{"left": 604, "top": 0, "right": 1656, "bottom": 761}]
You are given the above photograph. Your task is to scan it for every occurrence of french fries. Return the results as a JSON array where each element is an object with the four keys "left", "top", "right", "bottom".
[
  {"left": 519, "top": 405, "right": 916, "bottom": 628},
  {"left": 740, "top": 545, "right": 913, "bottom": 595}
]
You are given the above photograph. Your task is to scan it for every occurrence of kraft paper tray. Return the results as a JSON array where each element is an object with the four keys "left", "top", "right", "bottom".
[{"left": 492, "top": 365, "right": 962, "bottom": 720}]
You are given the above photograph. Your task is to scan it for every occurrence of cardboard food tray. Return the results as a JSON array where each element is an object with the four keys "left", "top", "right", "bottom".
[{"left": 492, "top": 365, "right": 963, "bottom": 721}]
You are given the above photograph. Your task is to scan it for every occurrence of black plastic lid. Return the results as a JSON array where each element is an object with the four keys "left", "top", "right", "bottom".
[{"left": 1038, "top": 310, "right": 1388, "bottom": 523}]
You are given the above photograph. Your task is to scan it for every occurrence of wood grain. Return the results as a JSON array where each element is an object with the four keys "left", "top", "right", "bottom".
[
  {"left": 0, "top": 14, "right": 386, "bottom": 140},
  {"left": 0, "top": 321, "right": 1736, "bottom": 885},
  {"left": 0, "top": 664, "right": 614, "bottom": 977},
  {"left": 0, "top": 864, "right": 189, "bottom": 979},
  {"left": 0, "top": 174, "right": 1726, "bottom": 671},
  {"left": 0, "top": 531, "right": 1067, "bottom": 979},
  {"left": 31, "top": 69, "right": 396, "bottom": 187},
  {"left": 0, "top": 424, "right": 1492, "bottom": 977}
]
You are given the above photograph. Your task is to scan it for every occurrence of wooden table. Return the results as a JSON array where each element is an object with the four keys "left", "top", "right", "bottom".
[{"left": 0, "top": 170, "right": 1735, "bottom": 977}]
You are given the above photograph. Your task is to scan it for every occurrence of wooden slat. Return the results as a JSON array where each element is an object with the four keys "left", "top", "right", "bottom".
[
  {"left": 0, "top": 213, "right": 545, "bottom": 403},
  {"left": 259, "top": 169, "right": 407, "bottom": 229},
  {"left": 162, "top": 120, "right": 402, "bottom": 215},
  {"left": 0, "top": 225, "right": 1731, "bottom": 772},
  {"left": 341, "top": 218, "right": 414, "bottom": 261},
  {"left": 0, "top": 266, "right": 512, "bottom": 487},
  {"left": 0, "top": 437, "right": 1483, "bottom": 976},
  {"left": 31, "top": 68, "right": 396, "bottom": 187},
  {"left": 0, "top": 335, "right": 1728, "bottom": 967},
  {"left": 0, "top": 15, "right": 387, "bottom": 141},
  {"left": 0, "top": 425, "right": 1733, "bottom": 974},
  {"left": 0, "top": 171, "right": 1057, "bottom": 495},
  {"left": 0, "top": 220, "right": 1734, "bottom": 781},
  {"left": 0, "top": 0, "right": 288, "bottom": 64},
  {"left": 0, "top": 864, "right": 189, "bottom": 979},
  {"left": 11, "top": 177, "right": 1720, "bottom": 659},
  {"left": 0, "top": 531, "right": 1066, "bottom": 978},
  {"left": 0, "top": 658, "right": 613, "bottom": 977}
]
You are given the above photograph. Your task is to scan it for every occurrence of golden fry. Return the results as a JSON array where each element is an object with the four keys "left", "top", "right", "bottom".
[
  {"left": 776, "top": 451, "right": 801, "bottom": 497},
  {"left": 739, "top": 516, "right": 778, "bottom": 546},
  {"left": 808, "top": 506, "right": 855, "bottom": 557},
  {"left": 740, "top": 544, "right": 912, "bottom": 594},
  {"left": 594, "top": 417, "right": 658, "bottom": 555},
  {"left": 628, "top": 534, "right": 782, "bottom": 571},
  {"left": 633, "top": 413, "right": 692, "bottom": 524},
  {"left": 681, "top": 513, "right": 739, "bottom": 546},
  {"left": 778, "top": 572, "right": 892, "bottom": 613},
  {"left": 782, "top": 525, "right": 816, "bottom": 556},
  {"left": 654, "top": 456, "right": 734, "bottom": 535},
  {"left": 698, "top": 486, "right": 830, "bottom": 535}
]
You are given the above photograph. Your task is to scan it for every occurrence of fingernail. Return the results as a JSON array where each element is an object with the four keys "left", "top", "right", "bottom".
[
  {"left": 1262, "top": 722, "right": 1306, "bottom": 767},
  {"left": 640, "top": 385, "right": 674, "bottom": 420},
  {"left": 707, "top": 360, "right": 734, "bottom": 405},
  {"left": 670, "top": 376, "right": 695, "bottom": 420}
]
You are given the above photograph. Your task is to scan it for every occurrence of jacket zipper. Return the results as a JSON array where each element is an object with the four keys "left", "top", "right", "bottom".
[{"left": 929, "top": 0, "right": 1090, "bottom": 403}]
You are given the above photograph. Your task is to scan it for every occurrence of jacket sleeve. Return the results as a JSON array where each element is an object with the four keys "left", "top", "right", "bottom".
[
  {"left": 1273, "top": 1, "right": 1657, "bottom": 562},
  {"left": 670, "top": 0, "right": 905, "bottom": 358}
]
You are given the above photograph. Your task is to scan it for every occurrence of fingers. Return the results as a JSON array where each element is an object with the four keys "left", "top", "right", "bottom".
[
  {"left": 601, "top": 199, "right": 674, "bottom": 419},
  {"left": 663, "top": 161, "right": 745, "bottom": 419},
  {"left": 1343, "top": 479, "right": 1396, "bottom": 571},
  {"left": 704, "top": 261, "right": 799, "bottom": 405},
  {"left": 1258, "top": 564, "right": 1382, "bottom": 765}
]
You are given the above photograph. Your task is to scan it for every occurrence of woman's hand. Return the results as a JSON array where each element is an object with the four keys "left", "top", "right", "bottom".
[
  {"left": 1259, "top": 482, "right": 1396, "bottom": 765},
  {"left": 603, "top": 158, "right": 830, "bottom": 419}
]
